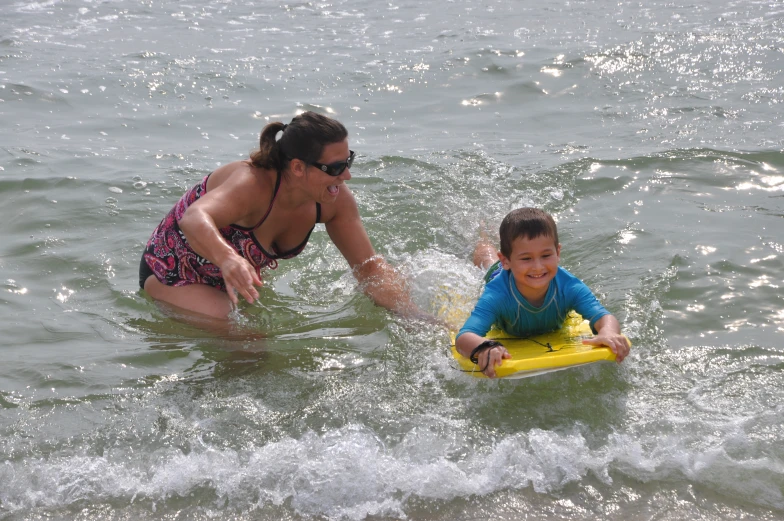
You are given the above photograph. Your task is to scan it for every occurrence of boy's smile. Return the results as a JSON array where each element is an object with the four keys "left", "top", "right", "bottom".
[{"left": 498, "top": 234, "right": 561, "bottom": 306}]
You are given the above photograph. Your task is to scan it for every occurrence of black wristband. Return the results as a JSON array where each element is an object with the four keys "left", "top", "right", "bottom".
[{"left": 469, "top": 340, "right": 504, "bottom": 365}]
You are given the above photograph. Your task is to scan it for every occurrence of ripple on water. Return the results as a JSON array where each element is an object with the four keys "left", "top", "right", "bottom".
[{"left": 2, "top": 0, "right": 784, "bottom": 519}]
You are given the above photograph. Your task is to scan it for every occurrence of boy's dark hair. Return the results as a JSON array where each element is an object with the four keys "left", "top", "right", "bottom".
[{"left": 499, "top": 208, "right": 559, "bottom": 258}]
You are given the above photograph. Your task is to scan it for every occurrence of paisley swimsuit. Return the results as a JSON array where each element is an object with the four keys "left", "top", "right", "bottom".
[{"left": 139, "top": 171, "right": 320, "bottom": 290}]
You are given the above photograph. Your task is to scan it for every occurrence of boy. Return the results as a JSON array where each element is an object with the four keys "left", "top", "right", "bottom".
[{"left": 455, "top": 208, "right": 630, "bottom": 378}]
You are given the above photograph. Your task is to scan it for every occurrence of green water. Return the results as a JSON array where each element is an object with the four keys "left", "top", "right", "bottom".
[{"left": 1, "top": 0, "right": 783, "bottom": 519}]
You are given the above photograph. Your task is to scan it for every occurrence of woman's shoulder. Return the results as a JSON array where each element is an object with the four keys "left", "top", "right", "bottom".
[
  {"left": 207, "top": 161, "right": 274, "bottom": 193},
  {"left": 210, "top": 160, "right": 258, "bottom": 180}
]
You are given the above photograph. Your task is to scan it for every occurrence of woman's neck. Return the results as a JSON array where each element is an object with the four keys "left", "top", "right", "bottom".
[{"left": 270, "top": 172, "right": 313, "bottom": 210}]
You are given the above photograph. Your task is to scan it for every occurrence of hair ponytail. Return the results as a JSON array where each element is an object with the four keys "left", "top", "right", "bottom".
[{"left": 250, "top": 121, "right": 287, "bottom": 171}]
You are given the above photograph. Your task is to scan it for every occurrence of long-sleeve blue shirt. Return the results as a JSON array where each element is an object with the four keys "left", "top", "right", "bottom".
[{"left": 456, "top": 267, "right": 610, "bottom": 339}]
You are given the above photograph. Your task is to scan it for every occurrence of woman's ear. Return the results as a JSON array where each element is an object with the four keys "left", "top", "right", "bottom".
[{"left": 289, "top": 158, "right": 307, "bottom": 178}]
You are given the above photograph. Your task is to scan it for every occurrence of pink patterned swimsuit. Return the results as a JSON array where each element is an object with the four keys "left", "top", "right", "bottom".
[{"left": 140, "top": 171, "right": 320, "bottom": 291}]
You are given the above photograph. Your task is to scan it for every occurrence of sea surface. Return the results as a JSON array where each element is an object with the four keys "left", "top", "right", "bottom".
[{"left": 1, "top": 0, "right": 783, "bottom": 519}]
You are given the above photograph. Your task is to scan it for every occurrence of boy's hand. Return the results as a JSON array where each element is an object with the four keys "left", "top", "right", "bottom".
[
  {"left": 582, "top": 333, "right": 630, "bottom": 363},
  {"left": 478, "top": 344, "right": 511, "bottom": 378}
]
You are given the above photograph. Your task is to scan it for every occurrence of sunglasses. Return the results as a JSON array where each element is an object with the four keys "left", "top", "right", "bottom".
[{"left": 310, "top": 150, "right": 355, "bottom": 177}]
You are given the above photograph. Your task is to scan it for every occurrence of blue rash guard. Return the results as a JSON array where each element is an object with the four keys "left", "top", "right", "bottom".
[{"left": 456, "top": 266, "right": 610, "bottom": 340}]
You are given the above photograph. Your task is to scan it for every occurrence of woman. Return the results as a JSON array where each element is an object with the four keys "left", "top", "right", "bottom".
[{"left": 140, "top": 111, "right": 420, "bottom": 320}]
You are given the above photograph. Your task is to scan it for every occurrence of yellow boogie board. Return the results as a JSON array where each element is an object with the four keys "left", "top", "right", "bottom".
[{"left": 451, "top": 313, "right": 627, "bottom": 379}]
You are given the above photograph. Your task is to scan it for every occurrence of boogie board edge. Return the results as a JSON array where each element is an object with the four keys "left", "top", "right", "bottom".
[{"left": 450, "top": 316, "right": 629, "bottom": 379}]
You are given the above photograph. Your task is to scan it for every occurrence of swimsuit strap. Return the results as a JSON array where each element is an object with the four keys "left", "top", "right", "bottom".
[
  {"left": 251, "top": 170, "right": 283, "bottom": 231},
  {"left": 268, "top": 203, "right": 321, "bottom": 259}
]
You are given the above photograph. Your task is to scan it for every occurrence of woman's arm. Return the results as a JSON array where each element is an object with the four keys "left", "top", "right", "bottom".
[
  {"left": 177, "top": 165, "right": 265, "bottom": 305},
  {"left": 324, "top": 186, "right": 436, "bottom": 320}
]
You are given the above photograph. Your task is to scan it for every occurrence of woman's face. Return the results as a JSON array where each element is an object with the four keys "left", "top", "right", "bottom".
[{"left": 306, "top": 139, "right": 352, "bottom": 204}]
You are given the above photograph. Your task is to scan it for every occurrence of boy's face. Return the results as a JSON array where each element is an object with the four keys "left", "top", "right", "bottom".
[{"left": 498, "top": 234, "right": 561, "bottom": 297}]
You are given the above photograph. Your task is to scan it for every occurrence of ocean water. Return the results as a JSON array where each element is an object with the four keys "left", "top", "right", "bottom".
[{"left": 1, "top": 0, "right": 783, "bottom": 519}]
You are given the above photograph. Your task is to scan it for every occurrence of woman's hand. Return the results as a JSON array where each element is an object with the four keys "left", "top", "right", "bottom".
[{"left": 219, "top": 254, "right": 263, "bottom": 306}]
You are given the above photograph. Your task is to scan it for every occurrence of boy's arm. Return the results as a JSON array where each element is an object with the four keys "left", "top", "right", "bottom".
[
  {"left": 581, "top": 314, "right": 631, "bottom": 362},
  {"left": 566, "top": 273, "right": 630, "bottom": 362},
  {"left": 456, "top": 292, "right": 511, "bottom": 378},
  {"left": 455, "top": 332, "right": 511, "bottom": 379},
  {"left": 455, "top": 280, "right": 512, "bottom": 378}
]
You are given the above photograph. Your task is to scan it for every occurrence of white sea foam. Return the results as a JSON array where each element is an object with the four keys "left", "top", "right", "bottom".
[{"left": 2, "top": 423, "right": 782, "bottom": 518}]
